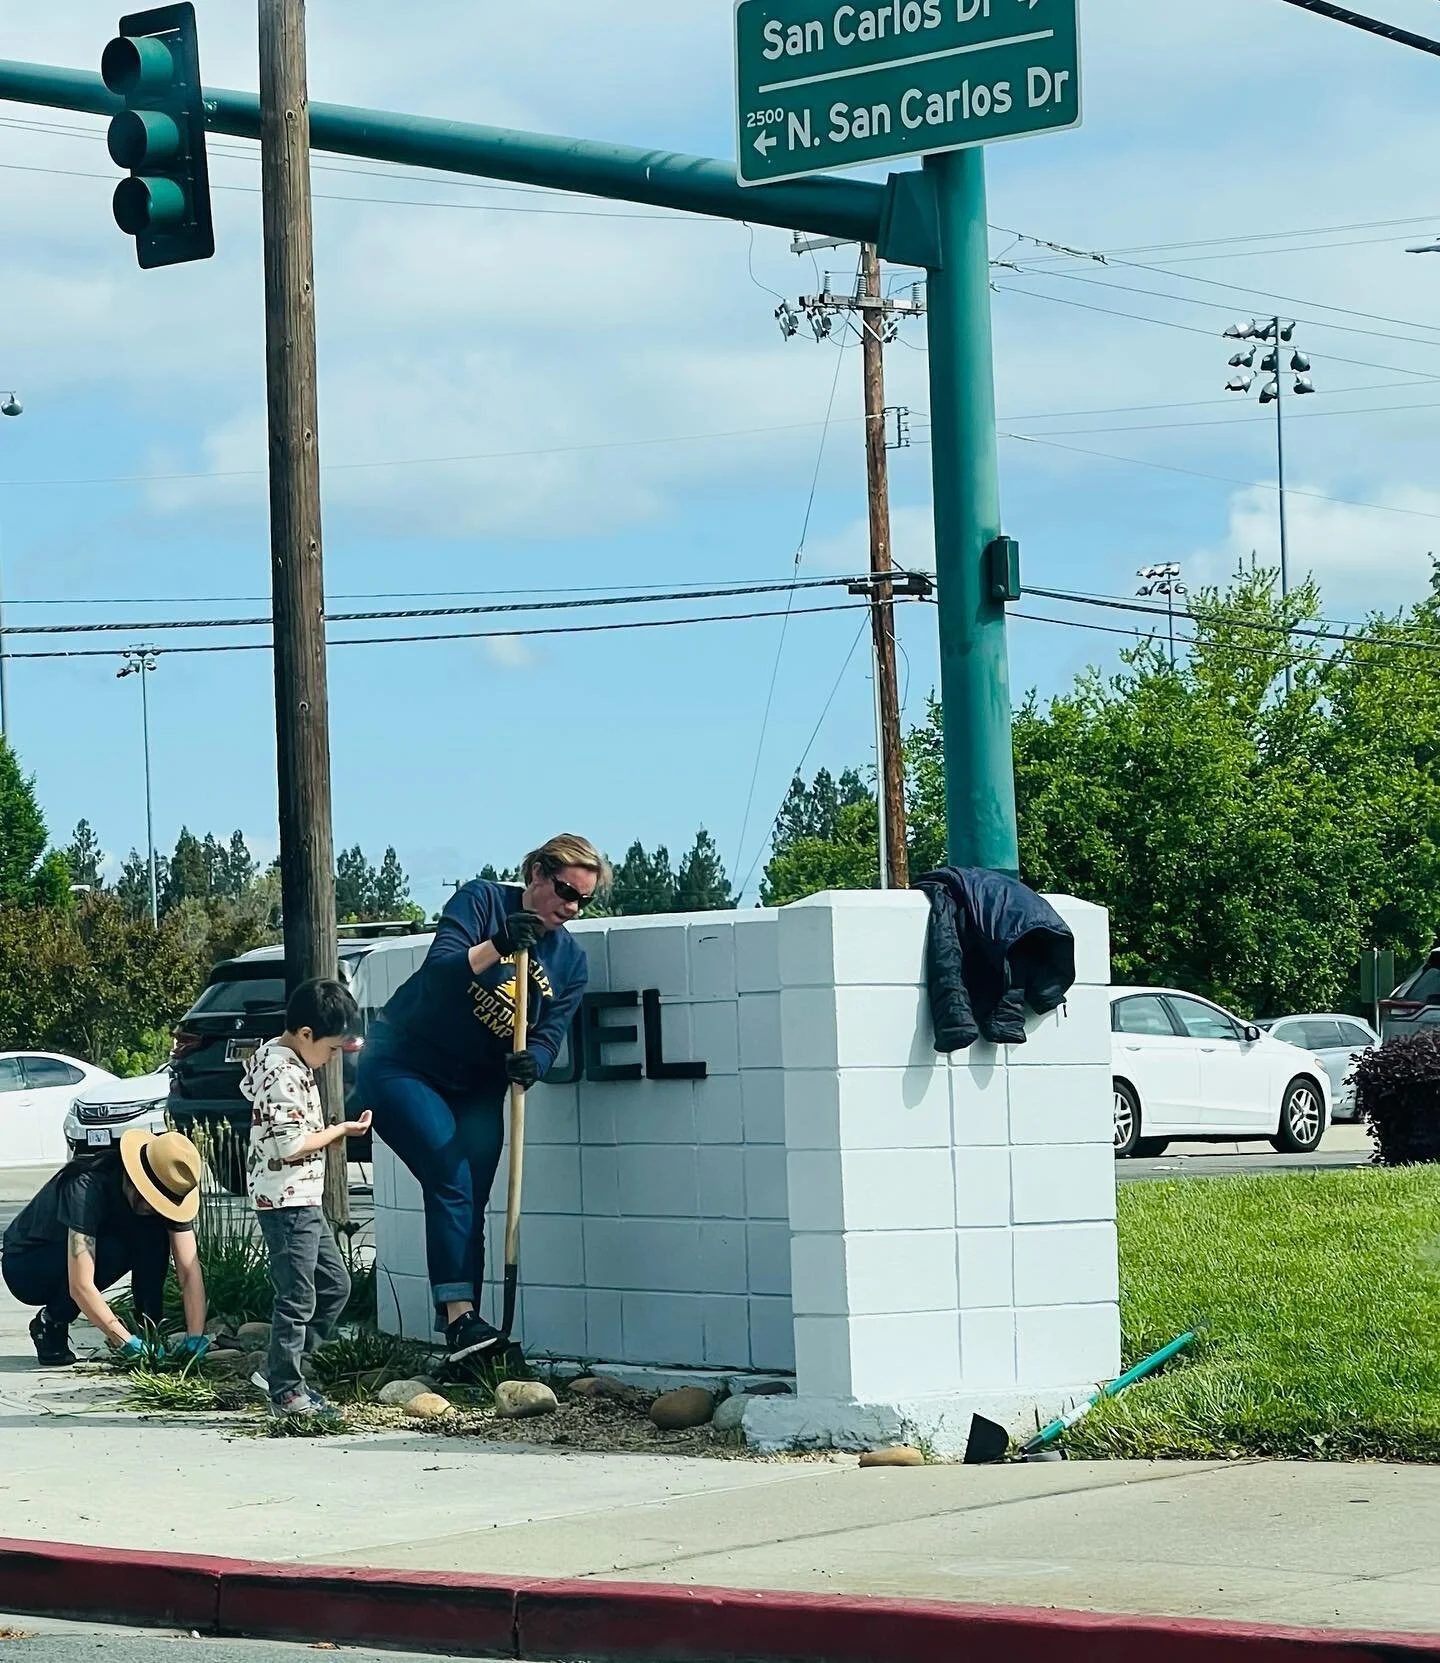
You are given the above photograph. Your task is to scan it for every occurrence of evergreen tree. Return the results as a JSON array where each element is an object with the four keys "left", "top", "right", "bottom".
[
  {"left": 335, "top": 845, "right": 378, "bottom": 920},
  {"left": 374, "top": 847, "right": 412, "bottom": 917},
  {"left": 610, "top": 840, "right": 677, "bottom": 915},
  {"left": 65, "top": 820, "right": 105, "bottom": 890},
  {"left": 161, "top": 827, "right": 212, "bottom": 912},
  {"left": 0, "top": 737, "right": 51, "bottom": 906},
  {"left": 217, "top": 830, "right": 256, "bottom": 901},
  {"left": 116, "top": 850, "right": 164, "bottom": 922},
  {"left": 675, "top": 827, "right": 734, "bottom": 912}
]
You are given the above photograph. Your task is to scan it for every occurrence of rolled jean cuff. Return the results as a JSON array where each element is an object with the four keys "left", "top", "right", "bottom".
[{"left": 432, "top": 1281, "right": 474, "bottom": 1304}]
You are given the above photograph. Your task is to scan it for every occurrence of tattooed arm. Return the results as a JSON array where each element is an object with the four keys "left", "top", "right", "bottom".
[{"left": 66, "top": 1229, "right": 132, "bottom": 1346}]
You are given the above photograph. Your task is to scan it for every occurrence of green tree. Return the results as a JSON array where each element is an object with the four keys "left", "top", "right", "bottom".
[
  {"left": 335, "top": 845, "right": 378, "bottom": 920},
  {"left": 761, "top": 769, "right": 878, "bottom": 906},
  {"left": 610, "top": 841, "right": 677, "bottom": 915},
  {"left": 374, "top": 847, "right": 418, "bottom": 919},
  {"left": 65, "top": 820, "right": 105, "bottom": 891},
  {"left": 161, "top": 827, "right": 212, "bottom": 912},
  {"left": 675, "top": 827, "right": 734, "bottom": 912},
  {"left": 0, "top": 894, "right": 201, "bottom": 1070},
  {"left": 0, "top": 737, "right": 62, "bottom": 907},
  {"left": 116, "top": 850, "right": 164, "bottom": 920}
]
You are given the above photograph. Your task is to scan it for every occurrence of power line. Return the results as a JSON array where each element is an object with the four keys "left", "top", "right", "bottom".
[
  {"left": 735, "top": 612, "right": 872, "bottom": 905},
  {"left": 0, "top": 598, "right": 885, "bottom": 662},
  {"left": 0, "top": 575, "right": 869, "bottom": 639}
]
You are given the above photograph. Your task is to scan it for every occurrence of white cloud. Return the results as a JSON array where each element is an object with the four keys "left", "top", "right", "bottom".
[
  {"left": 483, "top": 634, "right": 537, "bottom": 671},
  {"left": 803, "top": 504, "right": 937, "bottom": 575}
]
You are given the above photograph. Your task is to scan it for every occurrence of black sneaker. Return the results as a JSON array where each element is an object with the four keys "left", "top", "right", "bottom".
[
  {"left": 29, "top": 1312, "right": 76, "bottom": 1367},
  {"left": 445, "top": 1310, "right": 503, "bottom": 1365}
]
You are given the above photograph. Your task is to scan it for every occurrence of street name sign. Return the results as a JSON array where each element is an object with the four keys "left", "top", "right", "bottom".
[{"left": 735, "top": 0, "right": 1080, "bottom": 186}]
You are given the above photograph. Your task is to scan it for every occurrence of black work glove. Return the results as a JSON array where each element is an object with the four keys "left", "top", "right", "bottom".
[
  {"left": 492, "top": 909, "right": 543, "bottom": 957},
  {"left": 505, "top": 1049, "right": 540, "bottom": 1090}
]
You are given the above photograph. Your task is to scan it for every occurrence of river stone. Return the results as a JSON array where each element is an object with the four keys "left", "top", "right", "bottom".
[
  {"left": 404, "top": 1392, "right": 454, "bottom": 1420},
  {"left": 235, "top": 1322, "right": 272, "bottom": 1348},
  {"left": 243, "top": 1350, "right": 269, "bottom": 1379},
  {"left": 571, "top": 1375, "right": 649, "bottom": 1408},
  {"left": 494, "top": 1380, "right": 559, "bottom": 1419},
  {"left": 205, "top": 1348, "right": 249, "bottom": 1378},
  {"left": 711, "top": 1395, "right": 748, "bottom": 1435},
  {"left": 858, "top": 1446, "right": 926, "bottom": 1468},
  {"left": 377, "top": 1377, "right": 434, "bottom": 1406},
  {"left": 567, "top": 1376, "right": 599, "bottom": 1396},
  {"left": 649, "top": 1387, "right": 716, "bottom": 1431}
]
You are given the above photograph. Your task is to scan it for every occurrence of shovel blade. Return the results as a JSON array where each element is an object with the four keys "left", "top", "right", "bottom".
[{"left": 963, "top": 1414, "right": 1010, "bottom": 1465}]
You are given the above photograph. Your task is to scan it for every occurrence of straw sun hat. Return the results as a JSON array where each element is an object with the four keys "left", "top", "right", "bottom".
[{"left": 119, "top": 1129, "right": 203, "bottom": 1224}]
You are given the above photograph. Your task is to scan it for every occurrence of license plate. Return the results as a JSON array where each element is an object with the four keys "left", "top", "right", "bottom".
[
  {"left": 86, "top": 1128, "right": 112, "bottom": 1147},
  {"left": 225, "top": 1039, "right": 258, "bottom": 1065}
]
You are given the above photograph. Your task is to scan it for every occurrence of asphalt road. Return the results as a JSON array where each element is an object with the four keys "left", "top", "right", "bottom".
[
  {"left": 1118, "top": 1121, "right": 1373, "bottom": 1183},
  {"left": 0, "top": 1617, "right": 490, "bottom": 1663}
]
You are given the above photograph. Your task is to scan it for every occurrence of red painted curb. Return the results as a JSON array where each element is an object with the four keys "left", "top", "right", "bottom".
[
  {"left": 218, "top": 1564, "right": 520, "bottom": 1657},
  {"left": 0, "top": 1539, "right": 229, "bottom": 1632},
  {"left": 3, "top": 1537, "right": 1440, "bottom": 1662}
]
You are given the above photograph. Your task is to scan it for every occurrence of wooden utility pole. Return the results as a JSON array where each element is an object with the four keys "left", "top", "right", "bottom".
[
  {"left": 860, "top": 243, "right": 909, "bottom": 890},
  {"left": 258, "top": 0, "right": 345, "bottom": 1226}
]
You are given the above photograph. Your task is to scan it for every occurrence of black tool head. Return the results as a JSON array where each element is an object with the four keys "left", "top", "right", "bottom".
[{"left": 963, "top": 1414, "right": 1011, "bottom": 1465}]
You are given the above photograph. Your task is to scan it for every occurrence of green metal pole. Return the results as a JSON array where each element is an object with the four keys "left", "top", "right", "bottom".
[{"left": 923, "top": 148, "right": 1018, "bottom": 874}]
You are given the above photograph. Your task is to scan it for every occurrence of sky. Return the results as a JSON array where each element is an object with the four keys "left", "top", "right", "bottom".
[{"left": 3, "top": 0, "right": 1440, "bottom": 914}]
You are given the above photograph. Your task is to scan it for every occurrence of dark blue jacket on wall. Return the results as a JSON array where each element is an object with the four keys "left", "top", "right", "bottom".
[{"left": 914, "top": 867, "right": 1076, "bottom": 1050}]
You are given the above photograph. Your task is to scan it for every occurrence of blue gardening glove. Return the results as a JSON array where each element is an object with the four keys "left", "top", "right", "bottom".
[
  {"left": 115, "top": 1335, "right": 146, "bottom": 1366},
  {"left": 170, "top": 1334, "right": 211, "bottom": 1364}
]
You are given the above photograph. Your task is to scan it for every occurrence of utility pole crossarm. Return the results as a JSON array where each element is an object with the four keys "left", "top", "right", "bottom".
[{"left": 0, "top": 58, "right": 936, "bottom": 259}]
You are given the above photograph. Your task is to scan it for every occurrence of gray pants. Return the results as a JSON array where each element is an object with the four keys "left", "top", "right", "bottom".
[{"left": 257, "top": 1206, "right": 351, "bottom": 1402}]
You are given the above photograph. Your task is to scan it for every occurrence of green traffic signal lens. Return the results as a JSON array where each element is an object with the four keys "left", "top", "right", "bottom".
[
  {"left": 113, "top": 175, "right": 187, "bottom": 235},
  {"left": 101, "top": 34, "right": 175, "bottom": 97},
  {"left": 107, "top": 109, "right": 182, "bottom": 171}
]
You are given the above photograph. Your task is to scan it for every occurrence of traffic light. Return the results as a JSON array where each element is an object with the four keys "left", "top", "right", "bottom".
[{"left": 101, "top": 3, "right": 214, "bottom": 268}]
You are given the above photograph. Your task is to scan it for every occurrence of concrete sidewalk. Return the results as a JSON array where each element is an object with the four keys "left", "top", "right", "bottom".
[{"left": 2, "top": 1280, "right": 1439, "bottom": 1636}]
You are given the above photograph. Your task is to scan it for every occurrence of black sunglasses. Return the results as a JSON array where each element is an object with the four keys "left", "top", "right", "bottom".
[{"left": 550, "top": 874, "right": 596, "bottom": 909}]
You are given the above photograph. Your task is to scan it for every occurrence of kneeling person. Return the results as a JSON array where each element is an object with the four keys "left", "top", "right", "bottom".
[
  {"left": 1, "top": 1130, "right": 207, "bottom": 1366},
  {"left": 244, "top": 977, "right": 372, "bottom": 1417}
]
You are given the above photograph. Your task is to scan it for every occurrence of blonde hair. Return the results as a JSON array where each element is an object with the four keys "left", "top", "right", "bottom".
[{"left": 523, "top": 833, "right": 612, "bottom": 891}]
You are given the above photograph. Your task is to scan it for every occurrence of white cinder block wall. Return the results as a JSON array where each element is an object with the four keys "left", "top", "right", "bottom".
[{"left": 374, "top": 890, "right": 1120, "bottom": 1415}]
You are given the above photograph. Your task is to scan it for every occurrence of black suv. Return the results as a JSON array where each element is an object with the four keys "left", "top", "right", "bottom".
[
  {"left": 1380, "top": 945, "right": 1440, "bottom": 1042},
  {"left": 167, "top": 928, "right": 434, "bottom": 1192}
]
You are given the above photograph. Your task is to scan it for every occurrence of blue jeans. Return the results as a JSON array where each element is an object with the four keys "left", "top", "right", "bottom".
[{"left": 358, "top": 1050, "right": 505, "bottom": 1319}]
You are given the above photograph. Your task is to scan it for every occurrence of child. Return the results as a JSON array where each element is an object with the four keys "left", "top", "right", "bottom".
[{"left": 242, "top": 977, "right": 372, "bottom": 1417}]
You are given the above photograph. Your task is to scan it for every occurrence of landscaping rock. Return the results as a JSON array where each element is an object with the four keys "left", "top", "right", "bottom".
[
  {"left": 567, "top": 1376, "right": 598, "bottom": 1396},
  {"left": 743, "top": 1379, "right": 794, "bottom": 1397},
  {"left": 204, "top": 1319, "right": 236, "bottom": 1344},
  {"left": 571, "top": 1375, "right": 650, "bottom": 1408},
  {"left": 243, "top": 1350, "right": 269, "bottom": 1379},
  {"left": 377, "top": 1377, "right": 434, "bottom": 1406},
  {"left": 404, "top": 1391, "right": 453, "bottom": 1420},
  {"left": 711, "top": 1395, "right": 748, "bottom": 1435},
  {"left": 859, "top": 1446, "right": 926, "bottom": 1468},
  {"left": 493, "top": 1380, "right": 560, "bottom": 1420},
  {"left": 205, "top": 1349, "right": 249, "bottom": 1378},
  {"left": 235, "top": 1323, "right": 272, "bottom": 1349},
  {"left": 650, "top": 1388, "right": 715, "bottom": 1431}
]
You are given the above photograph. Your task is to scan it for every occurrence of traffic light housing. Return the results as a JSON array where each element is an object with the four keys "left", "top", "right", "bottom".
[{"left": 101, "top": 3, "right": 214, "bottom": 268}]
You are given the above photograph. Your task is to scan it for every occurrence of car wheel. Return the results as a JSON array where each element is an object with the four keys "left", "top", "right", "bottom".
[
  {"left": 1113, "top": 1080, "right": 1142, "bottom": 1158},
  {"left": 1272, "top": 1077, "right": 1326, "bottom": 1154},
  {"left": 1135, "top": 1137, "right": 1170, "bottom": 1158}
]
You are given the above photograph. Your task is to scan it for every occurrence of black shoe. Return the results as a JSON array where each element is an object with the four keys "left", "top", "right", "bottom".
[
  {"left": 29, "top": 1312, "right": 76, "bottom": 1367},
  {"left": 445, "top": 1311, "right": 503, "bottom": 1365}
]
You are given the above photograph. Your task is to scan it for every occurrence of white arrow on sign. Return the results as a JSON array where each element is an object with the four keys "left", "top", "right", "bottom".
[{"left": 754, "top": 129, "right": 777, "bottom": 157}]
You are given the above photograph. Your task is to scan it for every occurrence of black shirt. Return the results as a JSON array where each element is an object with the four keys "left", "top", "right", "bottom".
[{"left": 1, "top": 1153, "right": 193, "bottom": 1257}]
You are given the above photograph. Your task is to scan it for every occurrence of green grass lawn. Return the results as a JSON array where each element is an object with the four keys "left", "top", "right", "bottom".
[{"left": 1066, "top": 1165, "right": 1440, "bottom": 1462}]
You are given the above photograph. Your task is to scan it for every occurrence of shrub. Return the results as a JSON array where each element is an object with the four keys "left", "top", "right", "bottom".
[{"left": 1353, "top": 1033, "right": 1440, "bottom": 1165}]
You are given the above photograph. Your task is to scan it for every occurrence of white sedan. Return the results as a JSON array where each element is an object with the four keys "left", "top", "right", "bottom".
[
  {"left": 0, "top": 1051, "right": 116, "bottom": 1167},
  {"left": 62, "top": 1069, "right": 173, "bottom": 1161},
  {"left": 1111, "top": 987, "right": 1331, "bottom": 1158}
]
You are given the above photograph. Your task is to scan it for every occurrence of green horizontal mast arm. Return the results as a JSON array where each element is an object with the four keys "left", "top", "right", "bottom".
[{"left": 0, "top": 59, "right": 935, "bottom": 259}]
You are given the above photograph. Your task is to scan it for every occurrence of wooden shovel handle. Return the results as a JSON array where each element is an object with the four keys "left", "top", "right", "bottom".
[{"left": 504, "top": 949, "right": 529, "bottom": 1271}]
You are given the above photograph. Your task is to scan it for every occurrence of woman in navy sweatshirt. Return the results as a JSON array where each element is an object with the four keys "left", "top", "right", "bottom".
[{"left": 359, "top": 833, "right": 604, "bottom": 1365}]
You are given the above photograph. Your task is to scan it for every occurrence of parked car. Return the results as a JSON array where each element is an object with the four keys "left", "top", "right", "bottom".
[
  {"left": 1379, "top": 947, "right": 1440, "bottom": 1041},
  {"left": 64, "top": 1069, "right": 172, "bottom": 1159},
  {"left": 1257, "top": 1014, "right": 1377, "bottom": 1120},
  {"left": 167, "top": 926, "right": 436, "bottom": 1192},
  {"left": 1110, "top": 988, "right": 1331, "bottom": 1158},
  {"left": 0, "top": 1051, "right": 115, "bottom": 1167}
]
